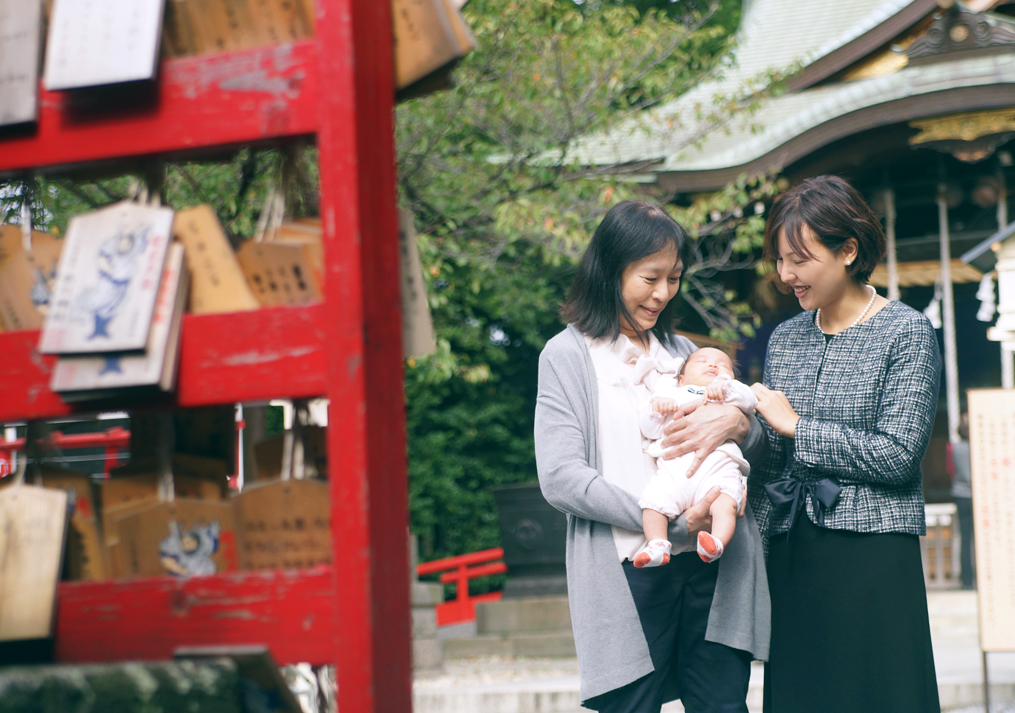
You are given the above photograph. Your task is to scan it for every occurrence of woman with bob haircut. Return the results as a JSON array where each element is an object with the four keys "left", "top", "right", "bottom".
[
  {"left": 535, "top": 199, "right": 770, "bottom": 713},
  {"left": 750, "top": 175, "right": 941, "bottom": 712}
]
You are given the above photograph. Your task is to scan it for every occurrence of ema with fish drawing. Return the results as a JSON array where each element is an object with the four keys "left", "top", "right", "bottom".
[{"left": 77, "top": 225, "right": 150, "bottom": 339}]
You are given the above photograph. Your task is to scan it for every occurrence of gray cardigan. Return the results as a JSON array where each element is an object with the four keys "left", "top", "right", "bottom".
[{"left": 534, "top": 324, "right": 770, "bottom": 704}]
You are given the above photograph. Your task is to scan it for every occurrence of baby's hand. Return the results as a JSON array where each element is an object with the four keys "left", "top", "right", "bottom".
[
  {"left": 652, "top": 397, "right": 680, "bottom": 414},
  {"left": 705, "top": 383, "right": 726, "bottom": 403}
]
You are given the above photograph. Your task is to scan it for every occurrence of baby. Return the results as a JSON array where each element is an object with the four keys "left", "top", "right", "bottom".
[{"left": 634, "top": 347, "right": 757, "bottom": 567}]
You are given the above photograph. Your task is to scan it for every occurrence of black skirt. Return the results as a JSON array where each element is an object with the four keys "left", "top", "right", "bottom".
[{"left": 764, "top": 516, "right": 940, "bottom": 713}]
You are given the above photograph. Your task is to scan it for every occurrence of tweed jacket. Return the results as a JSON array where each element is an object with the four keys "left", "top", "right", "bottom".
[
  {"left": 535, "top": 324, "right": 770, "bottom": 704},
  {"left": 747, "top": 301, "right": 941, "bottom": 551}
]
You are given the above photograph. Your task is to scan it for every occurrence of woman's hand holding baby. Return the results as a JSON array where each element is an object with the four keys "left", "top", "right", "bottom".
[
  {"left": 750, "top": 383, "right": 800, "bottom": 437},
  {"left": 660, "top": 401, "right": 750, "bottom": 477}
]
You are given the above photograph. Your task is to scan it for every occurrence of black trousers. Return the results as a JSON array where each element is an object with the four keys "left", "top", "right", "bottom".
[
  {"left": 586, "top": 552, "right": 752, "bottom": 713},
  {"left": 955, "top": 496, "right": 975, "bottom": 589}
]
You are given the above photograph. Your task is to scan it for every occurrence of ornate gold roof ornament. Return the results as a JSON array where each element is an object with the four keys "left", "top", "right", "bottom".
[
  {"left": 909, "top": 109, "right": 1015, "bottom": 162},
  {"left": 905, "top": 7, "right": 1015, "bottom": 63}
]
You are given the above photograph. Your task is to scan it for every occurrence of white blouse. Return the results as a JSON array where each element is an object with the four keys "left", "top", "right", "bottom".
[{"left": 585, "top": 332, "right": 692, "bottom": 560}]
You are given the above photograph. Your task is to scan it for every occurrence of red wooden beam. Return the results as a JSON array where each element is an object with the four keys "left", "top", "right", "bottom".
[
  {"left": 0, "top": 304, "right": 327, "bottom": 421},
  {"left": 417, "top": 547, "right": 506, "bottom": 576},
  {"left": 318, "top": 0, "right": 411, "bottom": 710},
  {"left": 0, "top": 41, "right": 321, "bottom": 176},
  {"left": 438, "top": 562, "right": 508, "bottom": 584},
  {"left": 55, "top": 567, "right": 335, "bottom": 665}
]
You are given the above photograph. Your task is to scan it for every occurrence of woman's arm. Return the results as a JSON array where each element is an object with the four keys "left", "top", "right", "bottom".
[
  {"left": 535, "top": 349, "right": 701, "bottom": 543},
  {"left": 750, "top": 342, "right": 789, "bottom": 484},
  {"left": 774, "top": 317, "right": 941, "bottom": 486},
  {"left": 534, "top": 350, "right": 646, "bottom": 532}
]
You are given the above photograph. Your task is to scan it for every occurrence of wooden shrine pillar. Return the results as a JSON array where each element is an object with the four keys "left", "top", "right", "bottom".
[
  {"left": 884, "top": 187, "right": 900, "bottom": 302},
  {"left": 317, "top": 0, "right": 413, "bottom": 712},
  {"left": 937, "top": 182, "right": 961, "bottom": 444},
  {"left": 998, "top": 168, "right": 1014, "bottom": 389}
]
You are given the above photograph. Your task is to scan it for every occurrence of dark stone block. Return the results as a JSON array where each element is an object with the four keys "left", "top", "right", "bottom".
[{"left": 493, "top": 483, "right": 567, "bottom": 598}]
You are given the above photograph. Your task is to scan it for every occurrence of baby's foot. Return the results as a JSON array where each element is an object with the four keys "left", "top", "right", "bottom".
[
  {"left": 634, "top": 539, "right": 671, "bottom": 568},
  {"left": 697, "top": 531, "right": 724, "bottom": 563}
]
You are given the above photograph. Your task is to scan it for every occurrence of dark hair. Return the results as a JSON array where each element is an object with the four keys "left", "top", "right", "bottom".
[
  {"left": 763, "top": 175, "right": 886, "bottom": 283},
  {"left": 561, "top": 200, "right": 692, "bottom": 343},
  {"left": 677, "top": 346, "right": 740, "bottom": 379}
]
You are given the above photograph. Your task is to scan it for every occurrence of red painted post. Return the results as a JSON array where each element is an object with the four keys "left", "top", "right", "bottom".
[
  {"left": 455, "top": 563, "right": 470, "bottom": 610},
  {"left": 104, "top": 445, "right": 117, "bottom": 476},
  {"left": 317, "top": 1, "right": 410, "bottom": 712}
]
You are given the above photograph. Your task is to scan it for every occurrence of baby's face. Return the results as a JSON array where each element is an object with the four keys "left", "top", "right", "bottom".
[{"left": 678, "top": 348, "right": 735, "bottom": 387}]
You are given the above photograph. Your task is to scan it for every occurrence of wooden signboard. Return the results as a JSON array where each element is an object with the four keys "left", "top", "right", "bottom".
[
  {"left": 968, "top": 388, "right": 1015, "bottom": 652},
  {"left": 0, "top": 485, "right": 69, "bottom": 641},
  {"left": 392, "top": 0, "right": 462, "bottom": 90},
  {"left": 236, "top": 241, "right": 321, "bottom": 306},
  {"left": 0, "top": 228, "right": 64, "bottom": 332},
  {"left": 37, "top": 466, "right": 107, "bottom": 581},
  {"left": 0, "top": 0, "right": 43, "bottom": 126},
  {"left": 398, "top": 208, "right": 436, "bottom": 358},
  {"left": 233, "top": 478, "right": 330, "bottom": 570},
  {"left": 172, "top": 205, "right": 259, "bottom": 314},
  {"left": 115, "top": 499, "right": 238, "bottom": 579},
  {"left": 40, "top": 201, "right": 174, "bottom": 354},
  {"left": 43, "top": 0, "right": 166, "bottom": 90}
]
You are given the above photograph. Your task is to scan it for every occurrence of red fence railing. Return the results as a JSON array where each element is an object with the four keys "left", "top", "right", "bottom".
[{"left": 417, "top": 547, "right": 507, "bottom": 627}]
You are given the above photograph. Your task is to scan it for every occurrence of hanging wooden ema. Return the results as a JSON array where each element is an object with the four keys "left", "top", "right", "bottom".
[
  {"left": 39, "top": 199, "right": 174, "bottom": 354},
  {"left": 0, "top": 465, "right": 69, "bottom": 641},
  {"left": 236, "top": 175, "right": 322, "bottom": 307},
  {"left": 0, "top": 0, "right": 43, "bottom": 126},
  {"left": 235, "top": 400, "right": 331, "bottom": 570},
  {"left": 171, "top": 205, "right": 260, "bottom": 314},
  {"left": 43, "top": 0, "right": 166, "bottom": 90}
]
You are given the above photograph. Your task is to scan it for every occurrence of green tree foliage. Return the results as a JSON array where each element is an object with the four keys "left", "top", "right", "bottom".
[{"left": 399, "top": 0, "right": 787, "bottom": 562}]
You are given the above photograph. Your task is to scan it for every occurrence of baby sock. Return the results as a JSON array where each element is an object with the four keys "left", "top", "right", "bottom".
[
  {"left": 696, "top": 531, "right": 724, "bottom": 563},
  {"left": 634, "top": 539, "right": 671, "bottom": 568}
]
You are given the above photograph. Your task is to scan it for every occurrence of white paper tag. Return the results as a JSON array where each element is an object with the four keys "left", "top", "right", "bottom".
[
  {"left": 0, "top": 0, "right": 42, "bottom": 125},
  {"left": 44, "top": 0, "right": 166, "bottom": 90}
]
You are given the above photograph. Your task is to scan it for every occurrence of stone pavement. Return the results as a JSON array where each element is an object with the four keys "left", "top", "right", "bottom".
[{"left": 413, "top": 591, "right": 1015, "bottom": 713}]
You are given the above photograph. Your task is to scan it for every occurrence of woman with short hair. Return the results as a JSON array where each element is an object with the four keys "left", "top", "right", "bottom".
[
  {"left": 535, "top": 199, "right": 770, "bottom": 713},
  {"left": 750, "top": 175, "right": 941, "bottom": 713}
]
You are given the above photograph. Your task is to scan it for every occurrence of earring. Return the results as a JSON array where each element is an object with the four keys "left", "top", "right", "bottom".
[{"left": 846, "top": 260, "right": 852, "bottom": 265}]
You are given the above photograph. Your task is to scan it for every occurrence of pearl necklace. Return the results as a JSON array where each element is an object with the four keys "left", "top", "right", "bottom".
[{"left": 816, "top": 285, "right": 877, "bottom": 334}]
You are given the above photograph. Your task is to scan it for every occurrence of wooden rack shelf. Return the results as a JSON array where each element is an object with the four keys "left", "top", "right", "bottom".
[
  {"left": 0, "top": 304, "right": 328, "bottom": 421},
  {"left": 55, "top": 567, "right": 336, "bottom": 665},
  {"left": 0, "top": 3, "right": 411, "bottom": 712},
  {"left": 0, "top": 41, "right": 320, "bottom": 176}
]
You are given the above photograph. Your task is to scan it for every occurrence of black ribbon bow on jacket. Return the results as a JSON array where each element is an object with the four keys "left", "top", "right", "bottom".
[{"left": 764, "top": 476, "right": 842, "bottom": 536}]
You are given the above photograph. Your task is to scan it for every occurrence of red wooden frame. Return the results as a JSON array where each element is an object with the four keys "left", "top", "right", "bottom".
[
  {"left": 0, "top": 41, "right": 320, "bottom": 176},
  {"left": 0, "top": 305, "right": 328, "bottom": 422},
  {"left": 0, "top": 2, "right": 409, "bottom": 711}
]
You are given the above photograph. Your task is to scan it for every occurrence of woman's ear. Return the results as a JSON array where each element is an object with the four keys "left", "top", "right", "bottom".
[{"left": 841, "top": 238, "right": 859, "bottom": 268}]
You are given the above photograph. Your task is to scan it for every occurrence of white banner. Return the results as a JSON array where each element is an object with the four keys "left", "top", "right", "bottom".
[{"left": 969, "top": 388, "right": 1015, "bottom": 652}]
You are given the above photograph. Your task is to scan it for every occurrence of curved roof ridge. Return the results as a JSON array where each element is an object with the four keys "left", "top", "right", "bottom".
[{"left": 798, "top": 0, "right": 919, "bottom": 70}]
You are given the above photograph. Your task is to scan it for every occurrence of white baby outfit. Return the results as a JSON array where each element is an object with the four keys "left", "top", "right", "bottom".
[{"left": 638, "top": 374, "right": 757, "bottom": 519}]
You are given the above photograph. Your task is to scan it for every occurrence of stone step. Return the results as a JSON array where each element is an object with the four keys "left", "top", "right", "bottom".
[
  {"left": 443, "top": 631, "right": 577, "bottom": 659},
  {"left": 476, "top": 596, "right": 571, "bottom": 635},
  {"left": 415, "top": 664, "right": 1015, "bottom": 713}
]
